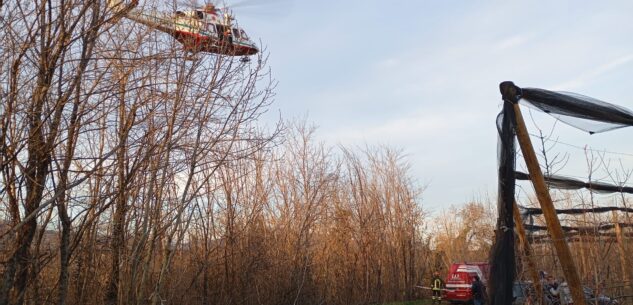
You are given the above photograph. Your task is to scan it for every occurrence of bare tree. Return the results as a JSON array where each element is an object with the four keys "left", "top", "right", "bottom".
[{"left": 0, "top": 2, "right": 437, "bottom": 305}]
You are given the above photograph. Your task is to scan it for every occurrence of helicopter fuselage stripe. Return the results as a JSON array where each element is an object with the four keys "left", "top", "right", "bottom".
[
  {"left": 174, "top": 30, "right": 256, "bottom": 47},
  {"left": 173, "top": 30, "right": 257, "bottom": 51}
]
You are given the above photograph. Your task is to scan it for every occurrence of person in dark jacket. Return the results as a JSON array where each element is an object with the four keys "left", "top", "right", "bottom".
[
  {"left": 471, "top": 276, "right": 485, "bottom": 305},
  {"left": 545, "top": 276, "right": 561, "bottom": 305},
  {"left": 431, "top": 271, "right": 444, "bottom": 304}
]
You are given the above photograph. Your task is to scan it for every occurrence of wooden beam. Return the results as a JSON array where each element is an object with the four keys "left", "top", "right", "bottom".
[
  {"left": 511, "top": 101, "right": 587, "bottom": 305},
  {"left": 513, "top": 202, "right": 544, "bottom": 305},
  {"left": 613, "top": 212, "right": 632, "bottom": 291}
]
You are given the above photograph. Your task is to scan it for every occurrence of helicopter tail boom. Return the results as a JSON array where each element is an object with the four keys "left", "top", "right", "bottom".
[{"left": 107, "top": 0, "right": 139, "bottom": 16}]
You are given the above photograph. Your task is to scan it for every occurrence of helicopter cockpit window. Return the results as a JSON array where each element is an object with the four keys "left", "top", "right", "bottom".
[
  {"left": 239, "top": 29, "right": 248, "bottom": 40},
  {"left": 195, "top": 11, "right": 204, "bottom": 19},
  {"left": 232, "top": 29, "right": 241, "bottom": 38}
]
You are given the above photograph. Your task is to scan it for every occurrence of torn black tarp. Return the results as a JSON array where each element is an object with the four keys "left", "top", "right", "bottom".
[
  {"left": 530, "top": 231, "right": 633, "bottom": 244},
  {"left": 520, "top": 88, "right": 633, "bottom": 134},
  {"left": 520, "top": 205, "right": 633, "bottom": 216},
  {"left": 524, "top": 222, "right": 633, "bottom": 233},
  {"left": 489, "top": 86, "right": 517, "bottom": 305},
  {"left": 515, "top": 171, "right": 633, "bottom": 194}
]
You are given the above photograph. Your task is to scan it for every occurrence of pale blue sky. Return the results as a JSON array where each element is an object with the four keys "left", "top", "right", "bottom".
[{"left": 238, "top": 1, "right": 633, "bottom": 212}]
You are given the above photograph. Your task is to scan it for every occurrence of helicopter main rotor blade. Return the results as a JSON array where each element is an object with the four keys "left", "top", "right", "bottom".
[
  {"left": 169, "top": 0, "right": 291, "bottom": 19},
  {"left": 223, "top": 0, "right": 292, "bottom": 19},
  {"left": 173, "top": 0, "right": 207, "bottom": 10},
  {"left": 228, "top": 0, "right": 288, "bottom": 9}
]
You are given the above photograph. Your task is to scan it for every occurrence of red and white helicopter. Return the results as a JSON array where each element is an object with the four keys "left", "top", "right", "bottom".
[{"left": 108, "top": 0, "right": 259, "bottom": 57}]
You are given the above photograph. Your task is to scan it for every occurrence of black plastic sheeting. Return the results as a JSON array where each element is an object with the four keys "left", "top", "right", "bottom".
[
  {"left": 524, "top": 222, "right": 633, "bottom": 233},
  {"left": 489, "top": 84, "right": 517, "bottom": 305},
  {"left": 520, "top": 88, "right": 633, "bottom": 134},
  {"left": 530, "top": 232, "right": 633, "bottom": 244},
  {"left": 515, "top": 171, "right": 633, "bottom": 194},
  {"left": 491, "top": 81, "right": 633, "bottom": 305},
  {"left": 520, "top": 206, "right": 633, "bottom": 216}
]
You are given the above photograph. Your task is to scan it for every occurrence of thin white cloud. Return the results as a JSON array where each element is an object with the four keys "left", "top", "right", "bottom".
[
  {"left": 553, "top": 53, "right": 633, "bottom": 90},
  {"left": 375, "top": 58, "right": 400, "bottom": 70},
  {"left": 322, "top": 112, "right": 481, "bottom": 144},
  {"left": 494, "top": 35, "right": 528, "bottom": 51}
]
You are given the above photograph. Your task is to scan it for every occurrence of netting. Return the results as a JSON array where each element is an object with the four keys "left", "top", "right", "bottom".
[
  {"left": 490, "top": 81, "right": 633, "bottom": 305},
  {"left": 488, "top": 100, "right": 517, "bottom": 305},
  {"left": 523, "top": 222, "right": 633, "bottom": 233},
  {"left": 515, "top": 171, "right": 633, "bottom": 194},
  {"left": 530, "top": 232, "right": 633, "bottom": 244},
  {"left": 520, "top": 206, "right": 633, "bottom": 216},
  {"left": 520, "top": 88, "right": 633, "bottom": 134}
]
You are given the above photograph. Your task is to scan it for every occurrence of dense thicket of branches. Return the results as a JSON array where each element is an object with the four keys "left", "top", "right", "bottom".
[
  {"left": 517, "top": 195, "right": 633, "bottom": 302},
  {"left": 513, "top": 130, "right": 633, "bottom": 303},
  {"left": 0, "top": 1, "right": 431, "bottom": 305},
  {"left": 431, "top": 201, "right": 496, "bottom": 266}
]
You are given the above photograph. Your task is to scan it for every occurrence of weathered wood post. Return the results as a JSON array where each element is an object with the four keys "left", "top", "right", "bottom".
[
  {"left": 612, "top": 211, "right": 631, "bottom": 296},
  {"left": 513, "top": 202, "right": 544, "bottom": 305}
]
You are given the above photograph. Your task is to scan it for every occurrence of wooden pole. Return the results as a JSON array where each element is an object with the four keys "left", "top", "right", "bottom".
[
  {"left": 511, "top": 100, "right": 587, "bottom": 305},
  {"left": 513, "top": 202, "right": 545, "bottom": 305},
  {"left": 578, "top": 233, "right": 587, "bottom": 282},
  {"left": 612, "top": 212, "right": 631, "bottom": 290}
]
